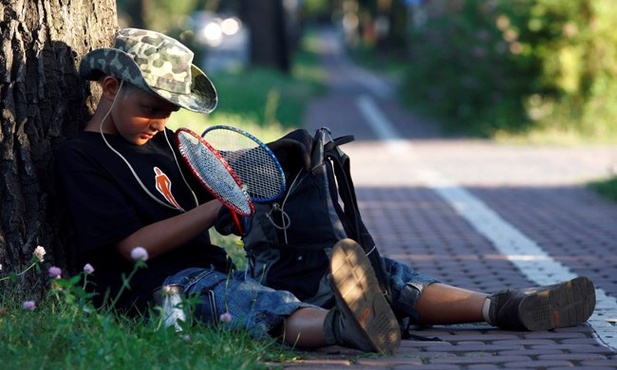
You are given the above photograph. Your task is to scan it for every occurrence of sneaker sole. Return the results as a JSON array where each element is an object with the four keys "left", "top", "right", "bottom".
[
  {"left": 330, "top": 239, "right": 401, "bottom": 354},
  {"left": 518, "top": 276, "right": 596, "bottom": 331}
]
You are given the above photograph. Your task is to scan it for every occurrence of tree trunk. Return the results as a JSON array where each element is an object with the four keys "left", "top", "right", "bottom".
[
  {"left": 240, "top": 0, "right": 291, "bottom": 73},
  {"left": 0, "top": 0, "right": 118, "bottom": 297},
  {"left": 387, "top": 0, "right": 408, "bottom": 51}
]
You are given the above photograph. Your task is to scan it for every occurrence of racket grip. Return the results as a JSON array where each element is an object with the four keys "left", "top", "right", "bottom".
[
  {"left": 215, "top": 206, "right": 247, "bottom": 236},
  {"left": 230, "top": 210, "right": 244, "bottom": 237},
  {"left": 242, "top": 216, "right": 249, "bottom": 234}
]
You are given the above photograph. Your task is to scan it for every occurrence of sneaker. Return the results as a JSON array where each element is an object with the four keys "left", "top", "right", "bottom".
[
  {"left": 329, "top": 238, "right": 401, "bottom": 354},
  {"left": 487, "top": 276, "right": 596, "bottom": 331}
]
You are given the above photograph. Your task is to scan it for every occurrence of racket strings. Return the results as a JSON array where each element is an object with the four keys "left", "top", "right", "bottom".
[
  {"left": 221, "top": 147, "right": 285, "bottom": 200},
  {"left": 176, "top": 132, "right": 253, "bottom": 216},
  {"left": 203, "top": 129, "right": 285, "bottom": 201}
]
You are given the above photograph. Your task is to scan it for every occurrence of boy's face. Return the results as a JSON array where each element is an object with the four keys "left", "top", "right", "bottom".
[{"left": 112, "top": 83, "right": 180, "bottom": 145}]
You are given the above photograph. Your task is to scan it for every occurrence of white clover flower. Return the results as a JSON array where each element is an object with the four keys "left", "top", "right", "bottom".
[
  {"left": 130, "top": 246, "right": 149, "bottom": 262},
  {"left": 33, "top": 246, "right": 46, "bottom": 262},
  {"left": 22, "top": 301, "right": 36, "bottom": 311},
  {"left": 48, "top": 266, "right": 62, "bottom": 279},
  {"left": 219, "top": 312, "right": 233, "bottom": 323},
  {"left": 83, "top": 263, "right": 95, "bottom": 274}
]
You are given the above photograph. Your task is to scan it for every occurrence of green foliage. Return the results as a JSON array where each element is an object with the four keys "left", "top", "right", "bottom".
[
  {"left": 116, "top": 0, "right": 200, "bottom": 32},
  {"left": 401, "top": 0, "right": 617, "bottom": 141},
  {"left": 402, "top": 1, "right": 527, "bottom": 135},
  {"left": 212, "top": 68, "right": 313, "bottom": 127},
  {"left": 209, "top": 230, "right": 247, "bottom": 270},
  {"left": 302, "top": 0, "right": 333, "bottom": 22},
  {"left": 589, "top": 176, "right": 617, "bottom": 203}
]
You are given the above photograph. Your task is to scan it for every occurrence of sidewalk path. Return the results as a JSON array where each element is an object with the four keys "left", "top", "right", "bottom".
[{"left": 285, "top": 27, "right": 617, "bottom": 369}]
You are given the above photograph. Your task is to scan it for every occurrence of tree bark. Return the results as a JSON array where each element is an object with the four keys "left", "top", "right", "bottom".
[
  {"left": 240, "top": 0, "right": 291, "bottom": 73},
  {"left": 0, "top": 0, "right": 118, "bottom": 296}
]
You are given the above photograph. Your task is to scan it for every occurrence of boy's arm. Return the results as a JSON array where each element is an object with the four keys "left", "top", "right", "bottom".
[{"left": 115, "top": 199, "right": 222, "bottom": 261}]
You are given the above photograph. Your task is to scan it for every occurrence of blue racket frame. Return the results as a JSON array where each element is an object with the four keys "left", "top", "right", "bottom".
[{"left": 202, "top": 125, "right": 286, "bottom": 203}]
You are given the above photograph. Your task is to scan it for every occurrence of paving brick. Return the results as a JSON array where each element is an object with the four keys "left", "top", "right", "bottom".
[
  {"left": 538, "top": 353, "right": 608, "bottom": 361},
  {"left": 430, "top": 355, "right": 531, "bottom": 364},
  {"left": 503, "top": 360, "right": 575, "bottom": 368},
  {"left": 498, "top": 349, "right": 565, "bottom": 357},
  {"left": 468, "top": 365, "right": 510, "bottom": 370},
  {"left": 578, "top": 359, "right": 617, "bottom": 368}
]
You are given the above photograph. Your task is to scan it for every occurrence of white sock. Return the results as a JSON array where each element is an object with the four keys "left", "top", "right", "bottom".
[{"left": 482, "top": 297, "right": 493, "bottom": 325}]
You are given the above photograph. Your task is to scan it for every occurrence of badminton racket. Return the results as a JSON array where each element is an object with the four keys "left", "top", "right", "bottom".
[
  {"left": 175, "top": 127, "right": 254, "bottom": 218},
  {"left": 201, "top": 125, "right": 286, "bottom": 203}
]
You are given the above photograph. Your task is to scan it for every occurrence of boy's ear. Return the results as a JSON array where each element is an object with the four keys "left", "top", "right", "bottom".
[{"left": 101, "top": 76, "right": 122, "bottom": 100}]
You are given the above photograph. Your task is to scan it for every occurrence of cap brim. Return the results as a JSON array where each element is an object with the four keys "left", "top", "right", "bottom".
[{"left": 150, "top": 64, "right": 218, "bottom": 114}]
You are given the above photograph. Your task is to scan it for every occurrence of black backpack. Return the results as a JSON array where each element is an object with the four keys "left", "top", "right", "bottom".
[{"left": 240, "top": 127, "right": 390, "bottom": 307}]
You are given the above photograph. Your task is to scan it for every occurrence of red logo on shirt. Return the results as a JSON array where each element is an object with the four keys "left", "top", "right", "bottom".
[{"left": 154, "top": 167, "right": 182, "bottom": 210}]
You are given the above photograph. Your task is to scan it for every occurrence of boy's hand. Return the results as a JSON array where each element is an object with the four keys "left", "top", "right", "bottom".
[{"left": 214, "top": 206, "right": 248, "bottom": 236}]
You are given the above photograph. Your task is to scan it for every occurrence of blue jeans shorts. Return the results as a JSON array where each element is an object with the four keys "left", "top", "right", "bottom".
[
  {"left": 162, "top": 257, "right": 439, "bottom": 339},
  {"left": 163, "top": 267, "right": 314, "bottom": 339},
  {"left": 382, "top": 257, "right": 440, "bottom": 323}
]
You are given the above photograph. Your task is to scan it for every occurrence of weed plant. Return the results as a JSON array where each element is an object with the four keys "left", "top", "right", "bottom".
[{"left": 0, "top": 246, "right": 294, "bottom": 370}]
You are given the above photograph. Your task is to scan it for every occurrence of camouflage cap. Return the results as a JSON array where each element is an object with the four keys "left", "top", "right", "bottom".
[{"left": 79, "top": 28, "right": 217, "bottom": 113}]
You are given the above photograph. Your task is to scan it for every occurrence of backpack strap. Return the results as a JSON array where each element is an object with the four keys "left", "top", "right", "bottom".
[{"left": 316, "top": 128, "right": 392, "bottom": 302}]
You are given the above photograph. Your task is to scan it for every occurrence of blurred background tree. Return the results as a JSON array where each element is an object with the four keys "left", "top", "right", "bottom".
[
  {"left": 401, "top": 0, "right": 617, "bottom": 140},
  {"left": 239, "top": 0, "right": 294, "bottom": 73},
  {"left": 116, "top": 0, "right": 302, "bottom": 74},
  {"left": 111, "top": 0, "right": 617, "bottom": 140}
]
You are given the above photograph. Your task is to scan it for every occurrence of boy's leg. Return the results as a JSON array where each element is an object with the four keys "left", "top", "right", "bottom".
[
  {"left": 414, "top": 278, "right": 596, "bottom": 331},
  {"left": 414, "top": 283, "right": 487, "bottom": 324}
]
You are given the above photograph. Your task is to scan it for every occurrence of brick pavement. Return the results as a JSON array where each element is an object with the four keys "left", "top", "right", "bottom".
[{"left": 278, "top": 27, "right": 617, "bottom": 369}]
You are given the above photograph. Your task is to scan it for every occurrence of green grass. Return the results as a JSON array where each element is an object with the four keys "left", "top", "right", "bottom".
[
  {"left": 0, "top": 237, "right": 291, "bottom": 369},
  {"left": 0, "top": 233, "right": 298, "bottom": 370},
  {"left": 0, "top": 287, "right": 293, "bottom": 370}
]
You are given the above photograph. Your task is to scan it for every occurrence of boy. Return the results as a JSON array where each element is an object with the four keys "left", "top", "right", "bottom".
[{"left": 55, "top": 28, "right": 400, "bottom": 353}]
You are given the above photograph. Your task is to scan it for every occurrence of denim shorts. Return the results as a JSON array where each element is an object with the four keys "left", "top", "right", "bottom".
[
  {"left": 162, "top": 257, "right": 439, "bottom": 339},
  {"left": 382, "top": 257, "right": 440, "bottom": 323},
  {"left": 163, "top": 267, "right": 314, "bottom": 339}
]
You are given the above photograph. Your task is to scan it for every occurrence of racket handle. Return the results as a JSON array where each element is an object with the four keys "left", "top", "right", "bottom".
[
  {"left": 242, "top": 216, "right": 249, "bottom": 234},
  {"left": 230, "top": 210, "right": 244, "bottom": 237}
]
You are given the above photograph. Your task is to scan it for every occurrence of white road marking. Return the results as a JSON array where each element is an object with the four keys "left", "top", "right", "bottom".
[{"left": 356, "top": 94, "right": 617, "bottom": 351}]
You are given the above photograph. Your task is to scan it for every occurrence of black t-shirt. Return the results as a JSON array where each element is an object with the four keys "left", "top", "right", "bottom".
[{"left": 55, "top": 129, "right": 232, "bottom": 313}]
